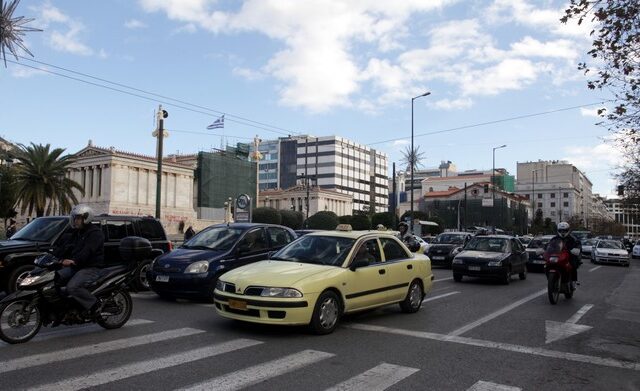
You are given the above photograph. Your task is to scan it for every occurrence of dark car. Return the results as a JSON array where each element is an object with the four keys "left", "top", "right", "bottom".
[
  {"left": 525, "top": 235, "right": 554, "bottom": 272},
  {"left": 452, "top": 235, "right": 528, "bottom": 284},
  {"left": 147, "top": 223, "right": 297, "bottom": 300},
  {"left": 294, "top": 229, "right": 321, "bottom": 237},
  {"left": 426, "top": 232, "right": 472, "bottom": 268},
  {"left": 0, "top": 215, "right": 171, "bottom": 294}
]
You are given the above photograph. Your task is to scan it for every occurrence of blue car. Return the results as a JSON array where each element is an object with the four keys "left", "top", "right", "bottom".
[{"left": 148, "top": 223, "right": 296, "bottom": 300}]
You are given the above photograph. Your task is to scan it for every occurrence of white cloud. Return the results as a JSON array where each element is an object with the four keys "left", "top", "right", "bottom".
[
  {"left": 232, "top": 66, "right": 264, "bottom": 81},
  {"left": 563, "top": 142, "right": 624, "bottom": 171},
  {"left": 98, "top": 49, "right": 108, "bottom": 59},
  {"left": 33, "top": 2, "right": 94, "bottom": 56},
  {"left": 393, "top": 139, "right": 409, "bottom": 146},
  {"left": 173, "top": 24, "right": 198, "bottom": 34},
  {"left": 580, "top": 107, "right": 605, "bottom": 118},
  {"left": 461, "top": 58, "right": 540, "bottom": 96},
  {"left": 125, "top": 19, "right": 147, "bottom": 29},
  {"left": 509, "top": 36, "right": 578, "bottom": 60},
  {"left": 10, "top": 66, "right": 47, "bottom": 78},
  {"left": 433, "top": 98, "right": 473, "bottom": 110}
]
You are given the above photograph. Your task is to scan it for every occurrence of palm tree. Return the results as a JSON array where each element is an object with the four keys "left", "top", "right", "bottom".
[
  {"left": 13, "top": 143, "right": 83, "bottom": 217},
  {"left": 400, "top": 145, "right": 426, "bottom": 173}
]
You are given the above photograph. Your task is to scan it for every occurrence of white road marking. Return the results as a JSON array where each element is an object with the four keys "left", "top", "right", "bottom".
[
  {"left": 180, "top": 350, "right": 334, "bottom": 391},
  {"left": 0, "top": 327, "right": 205, "bottom": 374},
  {"left": 545, "top": 304, "right": 594, "bottom": 344},
  {"left": 423, "top": 291, "right": 460, "bottom": 303},
  {"left": 0, "top": 319, "right": 154, "bottom": 347},
  {"left": 567, "top": 304, "right": 594, "bottom": 324},
  {"left": 433, "top": 277, "right": 453, "bottom": 282},
  {"left": 29, "top": 338, "right": 263, "bottom": 391},
  {"left": 324, "top": 363, "right": 419, "bottom": 391},
  {"left": 467, "top": 380, "right": 521, "bottom": 391},
  {"left": 448, "top": 289, "right": 546, "bottom": 336},
  {"left": 347, "top": 323, "right": 640, "bottom": 371},
  {"left": 589, "top": 266, "right": 602, "bottom": 272}
]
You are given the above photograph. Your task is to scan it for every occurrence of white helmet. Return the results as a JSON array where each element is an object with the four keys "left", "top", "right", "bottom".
[
  {"left": 70, "top": 204, "right": 94, "bottom": 228},
  {"left": 557, "top": 221, "right": 570, "bottom": 238}
]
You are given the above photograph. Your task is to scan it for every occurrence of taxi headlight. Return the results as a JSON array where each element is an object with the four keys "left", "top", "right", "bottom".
[
  {"left": 184, "top": 261, "right": 209, "bottom": 274},
  {"left": 260, "top": 287, "right": 302, "bottom": 298},
  {"left": 215, "top": 280, "right": 226, "bottom": 291}
]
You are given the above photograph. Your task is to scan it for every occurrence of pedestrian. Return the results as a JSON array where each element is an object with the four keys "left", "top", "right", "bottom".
[
  {"left": 5, "top": 219, "right": 16, "bottom": 238},
  {"left": 184, "top": 225, "right": 196, "bottom": 241}
]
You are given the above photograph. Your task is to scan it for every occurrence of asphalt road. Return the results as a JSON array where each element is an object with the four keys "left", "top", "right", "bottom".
[{"left": 1, "top": 259, "right": 639, "bottom": 390}]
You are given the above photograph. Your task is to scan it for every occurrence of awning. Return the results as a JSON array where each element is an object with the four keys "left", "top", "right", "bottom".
[{"left": 417, "top": 220, "right": 439, "bottom": 227}]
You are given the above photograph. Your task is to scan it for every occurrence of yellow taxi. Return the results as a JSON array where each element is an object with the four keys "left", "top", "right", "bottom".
[{"left": 213, "top": 225, "right": 433, "bottom": 334}]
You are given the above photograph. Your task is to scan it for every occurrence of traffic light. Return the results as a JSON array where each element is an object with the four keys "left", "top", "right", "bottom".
[{"left": 617, "top": 185, "right": 624, "bottom": 196}]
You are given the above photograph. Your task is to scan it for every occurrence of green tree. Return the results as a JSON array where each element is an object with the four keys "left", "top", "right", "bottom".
[
  {"left": 351, "top": 214, "right": 371, "bottom": 230},
  {"left": 306, "top": 211, "right": 339, "bottom": 230},
  {"left": 371, "top": 212, "right": 395, "bottom": 229},
  {"left": 13, "top": 143, "right": 83, "bottom": 217},
  {"left": 561, "top": 1, "right": 640, "bottom": 203},
  {"left": 279, "top": 209, "right": 304, "bottom": 230},
  {"left": 0, "top": 164, "right": 17, "bottom": 228},
  {"left": 252, "top": 207, "right": 282, "bottom": 224},
  {"left": 338, "top": 215, "right": 353, "bottom": 225}
]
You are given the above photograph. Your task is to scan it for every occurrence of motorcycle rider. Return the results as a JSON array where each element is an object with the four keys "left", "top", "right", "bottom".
[
  {"left": 54, "top": 205, "right": 105, "bottom": 317},
  {"left": 397, "top": 221, "right": 412, "bottom": 243},
  {"left": 552, "top": 221, "right": 581, "bottom": 289}
]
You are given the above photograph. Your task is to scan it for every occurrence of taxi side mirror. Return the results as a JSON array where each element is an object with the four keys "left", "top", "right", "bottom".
[{"left": 349, "top": 259, "right": 369, "bottom": 271}]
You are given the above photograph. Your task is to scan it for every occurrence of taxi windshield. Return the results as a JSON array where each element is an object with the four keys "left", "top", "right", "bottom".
[
  {"left": 434, "top": 234, "right": 465, "bottom": 244},
  {"left": 271, "top": 235, "right": 355, "bottom": 266}
]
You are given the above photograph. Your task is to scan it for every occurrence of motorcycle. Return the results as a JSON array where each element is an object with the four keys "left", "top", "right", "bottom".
[
  {"left": 0, "top": 236, "right": 152, "bottom": 344},
  {"left": 544, "top": 237, "right": 575, "bottom": 304}
]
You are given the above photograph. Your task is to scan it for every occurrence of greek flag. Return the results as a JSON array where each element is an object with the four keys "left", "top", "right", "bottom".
[{"left": 207, "top": 115, "right": 225, "bottom": 130}]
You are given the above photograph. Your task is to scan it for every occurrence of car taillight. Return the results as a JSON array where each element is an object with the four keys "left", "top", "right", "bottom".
[{"left": 168, "top": 241, "right": 173, "bottom": 251}]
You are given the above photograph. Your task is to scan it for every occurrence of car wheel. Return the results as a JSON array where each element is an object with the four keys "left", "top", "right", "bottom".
[
  {"left": 7, "top": 265, "right": 35, "bottom": 293},
  {"left": 134, "top": 260, "right": 152, "bottom": 291},
  {"left": 453, "top": 273, "right": 463, "bottom": 282},
  {"left": 309, "top": 291, "right": 341, "bottom": 335},
  {"left": 501, "top": 269, "right": 511, "bottom": 285},
  {"left": 399, "top": 280, "right": 423, "bottom": 313}
]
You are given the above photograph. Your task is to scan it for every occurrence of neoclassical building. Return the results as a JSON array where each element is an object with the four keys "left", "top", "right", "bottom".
[
  {"left": 66, "top": 141, "right": 197, "bottom": 232},
  {"left": 260, "top": 185, "right": 353, "bottom": 216}
]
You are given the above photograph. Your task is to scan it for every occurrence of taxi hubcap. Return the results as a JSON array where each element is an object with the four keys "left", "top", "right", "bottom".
[
  {"left": 319, "top": 298, "right": 338, "bottom": 329},
  {"left": 409, "top": 283, "right": 422, "bottom": 308}
]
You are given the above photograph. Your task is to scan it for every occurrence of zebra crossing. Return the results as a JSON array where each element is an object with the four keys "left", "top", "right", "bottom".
[{"left": 0, "top": 320, "right": 521, "bottom": 390}]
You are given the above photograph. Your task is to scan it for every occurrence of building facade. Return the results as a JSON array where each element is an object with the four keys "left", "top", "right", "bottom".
[
  {"left": 252, "top": 136, "right": 388, "bottom": 214},
  {"left": 515, "top": 160, "right": 593, "bottom": 225},
  {"left": 260, "top": 185, "right": 353, "bottom": 217},
  {"left": 405, "top": 160, "right": 457, "bottom": 192},
  {"left": 605, "top": 199, "right": 639, "bottom": 239},
  {"left": 66, "top": 143, "right": 197, "bottom": 233}
]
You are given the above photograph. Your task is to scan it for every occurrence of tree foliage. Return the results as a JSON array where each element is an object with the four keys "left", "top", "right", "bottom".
[
  {"left": 0, "top": 164, "right": 17, "bottom": 223},
  {"left": 252, "top": 207, "right": 282, "bottom": 225},
  {"left": 350, "top": 214, "right": 371, "bottom": 230},
  {"left": 306, "top": 211, "right": 339, "bottom": 230},
  {"left": 561, "top": 1, "right": 640, "bottom": 202},
  {"left": 13, "top": 143, "right": 83, "bottom": 217},
  {"left": 338, "top": 215, "right": 353, "bottom": 225},
  {"left": 278, "top": 209, "right": 304, "bottom": 230},
  {"left": 371, "top": 212, "right": 395, "bottom": 229}
]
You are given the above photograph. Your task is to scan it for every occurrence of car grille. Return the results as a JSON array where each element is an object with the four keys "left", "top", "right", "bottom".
[{"left": 153, "top": 265, "right": 182, "bottom": 273}]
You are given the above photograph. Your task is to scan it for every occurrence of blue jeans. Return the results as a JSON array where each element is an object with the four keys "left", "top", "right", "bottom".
[{"left": 57, "top": 267, "right": 102, "bottom": 310}]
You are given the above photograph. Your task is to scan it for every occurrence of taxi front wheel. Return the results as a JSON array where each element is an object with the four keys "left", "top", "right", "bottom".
[
  {"left": 309, "top": 291, "right": 341, "bottom": 335},
  {"left": 399, "top": 280, "right": 423, "bottom": 313}
]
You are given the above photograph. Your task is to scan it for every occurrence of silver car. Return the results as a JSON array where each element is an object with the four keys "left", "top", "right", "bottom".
[{"left": 591, "top": 240, "right": 630, "bottom": 267}]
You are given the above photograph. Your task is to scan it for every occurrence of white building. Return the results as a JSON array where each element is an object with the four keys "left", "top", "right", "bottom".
[
  {"left": 605, "top": 199, "right": 640, "bottom": 239},
  {"left": 66, "top": 142, "right": 198, "bottom": 233},
  {"left": 252, "top": 136, "right": 388, "bottom": 213},
  {"left": 260, "top": 185, "right": 353, "bottom": 217},
  {"left": 515, "top": 160, "right": 593, "bottom": 225}
]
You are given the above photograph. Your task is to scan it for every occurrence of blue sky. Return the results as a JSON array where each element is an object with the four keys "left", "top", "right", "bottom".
[{"left": 0, "top": 0, "right": 622, "bottom": 197}]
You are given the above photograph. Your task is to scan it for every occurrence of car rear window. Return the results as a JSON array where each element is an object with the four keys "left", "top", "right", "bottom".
[{"left": 137, "top": 219, "right": 166, "bottom": 240}]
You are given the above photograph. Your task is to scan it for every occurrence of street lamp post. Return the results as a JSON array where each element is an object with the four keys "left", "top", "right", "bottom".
[
  {"left": 410, "top": 91, "right": 431, "bottom": 233},
  {"left": 492, "top": 144, "right": 506, "bottom": 230}
]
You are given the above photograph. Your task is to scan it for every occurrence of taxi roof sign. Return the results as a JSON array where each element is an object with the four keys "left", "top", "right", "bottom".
[{"left": 336, "top": 224, "right": 353, "bottom": 232}]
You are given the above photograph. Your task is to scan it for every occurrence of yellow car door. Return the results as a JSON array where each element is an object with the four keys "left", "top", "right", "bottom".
[
  {"left": 380, "top": 237, "right": 415, "bottom": 301},
  {"left": 341, "top": 238, "right": 391, "bottom": 311}
]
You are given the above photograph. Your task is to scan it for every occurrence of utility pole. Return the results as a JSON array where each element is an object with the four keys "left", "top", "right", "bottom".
[
  {"left": 392, "top": 162, "right": 397, "bottom": 227},
  {"left": 252, "top": 135, "right": 263, "bottom": 208},
  {"left": 153, "top": 106, "right": 168, "bottom": 219}
]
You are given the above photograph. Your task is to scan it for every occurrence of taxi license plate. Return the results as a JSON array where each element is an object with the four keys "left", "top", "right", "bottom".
[
  {"left": 228, "top": 299, "right": 248, "bottom": 311},
  {"left": 155, "top": 275, "right": 169, "bottom": 282},
  {"left": 432, "top": 256, "right": 445, "bottom": 260},
  {"left": 468, "top": 266, "right": 481, "bottom": 271}
]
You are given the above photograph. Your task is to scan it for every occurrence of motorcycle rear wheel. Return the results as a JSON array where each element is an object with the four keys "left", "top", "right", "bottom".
[
  {"left": 547, "top": 274, "right": 560, "bottom": 305},
  {"left": 0, "top": 299, "right": 42, "bottom": 344},
  {"left": 97, "top": 290, "right": 132, "bottom": 330}
]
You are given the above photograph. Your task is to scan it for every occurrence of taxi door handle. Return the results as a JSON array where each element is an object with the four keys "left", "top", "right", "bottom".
[
  {"left": 378, "top": 269, "right": 386, "bottom": 275},
  {"left": 406, "top": 264, "right": 413, "bottom": 270}
]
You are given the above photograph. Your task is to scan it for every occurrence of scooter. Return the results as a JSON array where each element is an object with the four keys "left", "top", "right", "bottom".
[
  {"left": 544, "top": 237, "right": 575, "bottom": 304},
  {"left": 0, "top": 236, "right": 152, "bottom": 344}
]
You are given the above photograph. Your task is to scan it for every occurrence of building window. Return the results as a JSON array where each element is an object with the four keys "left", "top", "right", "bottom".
[
  {"left": 563, "top": 202, "right": 569, "bottom": 207},
  {"left": 550, "top": 211, "right": 556, "bottom": 216},
  {"left": 538, "top": 194, "right": 542, "bottom": 199},
  {"left": 550, "top": 202, "right": 556, "bottom": 207},
  {"left": 564, "top": 192, "right": 569, "bottom": 198},
  {"left": 537, "top": 202, "right": 542, "bottom": 208},
  {"left": 525, "top": 194, "right": 530, "bottom": 199},
  {"left": 550, "top": 193, "right": 555, "bottom": 198}
]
